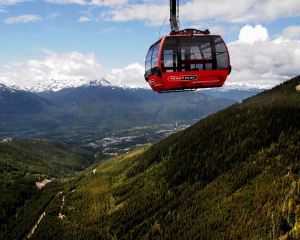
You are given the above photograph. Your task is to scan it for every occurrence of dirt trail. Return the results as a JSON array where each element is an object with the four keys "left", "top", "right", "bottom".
[
  {"left": 26, "top": 212, "right": 46, "bottom": 239},
  {"left": 58, "top": 195, "right": 66, "bottom": 219},
  {"left": 26, "top": 191, "right": 62, "bottom": 239}
]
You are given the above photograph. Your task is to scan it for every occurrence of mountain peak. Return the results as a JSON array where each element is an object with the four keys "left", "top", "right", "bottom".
[
  {"left": 27, "top": 78, "right": 112, "bottom": 92},
  {"left": 83, "top": 78, "right": 111, "bottom": 88},
  {"left": 0, "top": 84, "right": 19, "bottom": 93}
]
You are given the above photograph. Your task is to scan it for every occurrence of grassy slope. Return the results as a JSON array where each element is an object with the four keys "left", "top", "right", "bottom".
[
  {"left": 0, "top": 140, "right": 94, "bottom": 240},
  {"left": 31, "top": 77, "right": 300, "bottom": 239}
]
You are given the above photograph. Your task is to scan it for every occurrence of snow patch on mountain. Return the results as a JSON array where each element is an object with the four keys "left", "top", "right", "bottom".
[
  {"left": 0, "top": 83, "right": 19, "bottom": 93},
  {"left": 0, "top": 78, "right": 148, "bottom": 93},
  {"left": 83, "top": 79, "right": 111, "bottom": 88},
  {"left": 26, "top": 78, "right": 112, "bottom": 92},
  {"left": 223, "top": 81, "right": 271, "bottom": 91}
]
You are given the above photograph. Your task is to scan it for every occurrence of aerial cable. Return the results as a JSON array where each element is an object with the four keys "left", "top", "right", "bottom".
[{"left": 158, "top": 6, "right": 169, "bottom": 38}]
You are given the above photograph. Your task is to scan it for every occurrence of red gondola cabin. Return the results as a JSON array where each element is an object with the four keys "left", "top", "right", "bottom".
[{"left": 144, "top": 30, "right": 231, "bottom": 92}]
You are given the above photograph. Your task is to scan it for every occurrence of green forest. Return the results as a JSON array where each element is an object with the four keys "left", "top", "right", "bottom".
[
  {"left": 0, "top": 140, "right": 94, "bottom": 240},
  {"left": 1, "top": 76, "right": 300, "bottom": 239}
]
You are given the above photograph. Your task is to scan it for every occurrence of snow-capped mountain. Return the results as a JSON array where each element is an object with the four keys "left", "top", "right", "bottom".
[
  {"left": 25, "top": 78, "right": 112, "bottom": 92},
  {"left": 83, "top": 79, "right": 111, "bottom": 88},
  {"left": 198, "top": 82, "right": 267, "bottom": 102},
  {"left": 0, "top": 83, "right": 21, "bottom": 93},
  {"left": 1, "top": 75, "right": 271, "bottom": 93},
  {"left": 222, "top": 82, "right": 270, "bottom": 90},
  {"left": 1, "top": 77, "right": 267, "bottom": 103},
  {"left": 0, "top": 81, "right": 235, "bottom": 139},
  {"left": 0, "top": 83, "right": 12, "bottom": 92},
  {"left": 200, "top": 87, "right": 263, "bottom": 102}
]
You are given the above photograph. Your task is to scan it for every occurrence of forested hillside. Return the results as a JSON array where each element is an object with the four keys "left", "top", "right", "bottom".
[
  {"left": 5, "top": 76, "right": 300, "bottom": 240},
  {"left": 0, "top": 140, "right": 93, "bottom": 240}
]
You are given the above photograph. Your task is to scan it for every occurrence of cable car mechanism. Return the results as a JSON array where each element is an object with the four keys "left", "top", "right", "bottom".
[{"left": 144, "top": 0, "right": 231, "bottom": 93}]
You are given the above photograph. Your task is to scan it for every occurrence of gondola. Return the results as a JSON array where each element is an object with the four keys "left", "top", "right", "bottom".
[{"left": 144, "top": 1, "right": 231, "bottom": 92}]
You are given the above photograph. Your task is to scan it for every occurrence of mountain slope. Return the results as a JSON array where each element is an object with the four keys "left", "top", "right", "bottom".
[
  {"left": 25, "top": 76, "right": 300, "bottom": 239},
  {"left": 0, "top": 83, "right": 234, "bottom": 143},
  {"left": 40, "top": 86, "right": 234, "bottom": 131},
  {"left": 0, "top": 84, "right": 51, "bottom": 114},
  {"left": 0, "top": 84, "right": 60, "bottom": 133},
  {"left": 0, "top": 139, "right": 94, "bottom": 240}
]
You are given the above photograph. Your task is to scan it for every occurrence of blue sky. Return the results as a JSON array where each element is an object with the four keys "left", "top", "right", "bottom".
[
  {"left": 0, "top": 0, "right": 152, "bottom": 68},
  {"left": 0, "top": 0, "right": 300, "bottom": 90}
]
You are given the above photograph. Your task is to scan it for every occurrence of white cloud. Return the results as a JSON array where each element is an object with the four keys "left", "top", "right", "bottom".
[
  {"left": 0, "top": 50, "right": 106, "bottom": 89},
  {"left": 100, "top": 0, "right": 300, "bottom": 25},
  {"left": 180, "top": 0, "right": 254, "bottom": 23},
  {"left": 78, "top": 16, "right": 91, "bottom": 22},
  {"left": 46, "top": 0, "right": 86, "bottom": 5},
  {"left": 255, "top": 0, "right": 300, "bottom": 22},
  {"left": 47, "top": 0, "right": 127, "bottom": 6},
  {"left": 0, "top": 50, "right": 147, "bottom": 90},
  {"left": 180, "top": 0, "right": 300, "bottom": 23},
  {"left": 90, "top": 0, "right": 127, "bottom": 6},
  {"left": 0, "top": 0, "right": 26, "bottom": 5},
  {"left": 0, "top": 0, "right": 29, "bottom": 13},
  {"left": 280, "top": 25, "right": 300, "bottom": 40},
  {"left": 4, "top": 14, "right": 42, "bottom": 24},
  {"left": 100, "top": 3, "right": 168, "bottom": 25},
  {"left": 107, "top": 63, "right": 147, "bottom": 88},
  {"left": 238, "top": 25, "right": 269, "bottom": 44},
  {"left": 226, "top": 24, "right": 300, "bottom": 88}
]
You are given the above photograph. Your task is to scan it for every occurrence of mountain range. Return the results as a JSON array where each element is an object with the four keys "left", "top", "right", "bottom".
[
  {"left": 0, "top": 81, "right": 235, "bottom": 143},
  {"left": 200, "top": 87, "right": 262, "bottom": 102},
  {"left": 2, "top": 78, "right": 112, "bottom": 93},
  {"left": 2, "top": 77, "right": 264, "bottom": 95}
]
